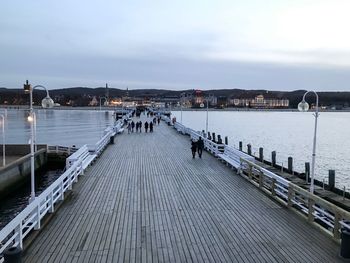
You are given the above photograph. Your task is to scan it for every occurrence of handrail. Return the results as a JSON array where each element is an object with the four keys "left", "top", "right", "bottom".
[{"left": 239, "top": 157, "right": 350, "bottom": 240}]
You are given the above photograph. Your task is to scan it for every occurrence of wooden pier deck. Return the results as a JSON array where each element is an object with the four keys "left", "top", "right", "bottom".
[{"left": 23, "top": 117, "right": 344, "bottom": 262}]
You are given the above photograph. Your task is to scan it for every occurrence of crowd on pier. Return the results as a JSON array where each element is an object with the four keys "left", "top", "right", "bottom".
[{"left": 124, "top": 110, "right": 161, "bottom": 134}]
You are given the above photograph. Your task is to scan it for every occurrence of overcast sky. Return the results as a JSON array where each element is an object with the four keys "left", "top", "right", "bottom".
[{"left": 1, "top": 0, "right": 350, "bottom": 91}]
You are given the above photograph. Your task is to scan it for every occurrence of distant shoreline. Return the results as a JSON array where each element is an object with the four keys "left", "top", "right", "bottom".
[{"left": 1, "top": 105, "right": 350, "bottom": 113}]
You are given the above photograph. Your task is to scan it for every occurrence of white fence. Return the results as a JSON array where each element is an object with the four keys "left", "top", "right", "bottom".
[
  {"left": 171, "top": 119, "right": 350, "bottom": 241},
  {"left": 0, "top": 114, "right": 131, "bottom": 261}
]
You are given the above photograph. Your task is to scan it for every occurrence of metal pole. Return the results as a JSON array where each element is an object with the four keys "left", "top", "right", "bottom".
[
  {"left": 310, "top": 94, "right": 319, "bottom": 194},
  {"left": 302, "top": 90, "right": 319, "bottom": 194},
  {"left": 0, "top": 114, "right": 5, "bottom": 166},
  {"left": 180, "top": 103, "right": 183, "bottom": 124},
  {"left": 34, "top": 112, "right": 37, "bottom": 152},
  {"left": 29, "top": 88, "right": 35, "bottom": 202},
  {"left": 206, "top": 99, "right": 209, "bottom": 135}
]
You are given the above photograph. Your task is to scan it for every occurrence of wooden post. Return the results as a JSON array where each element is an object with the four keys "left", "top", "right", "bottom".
[
  {"left": 259, "top": 147, "right": 263, "bottom": 162},
  {"left": 288, "top": 157, "right": 293, "bottom": 173},
  {"left": 271, "top": 178, "right": 276, "bottom": 196},
  {"left": 308, "top": 199, "right": 315, "bottom": 223},
  {"left": 271, "top": 151, "right": 276, "bottom": 167},
  {"left": 217, "top": 135, "right": 222, "bottom": 144},
  {"left": 328, "top": 170, "right": 335, "bottom": 190},
  {"left": 212, "top": 132, "right": 216, "bottom": 142},
  {"left": 248, "top": 164, "right": 253, "bottom": 180},
  {"left": 247, "top": 144, "right": 252, "bottom": 155},
  {"left": 207, "top": 132, "right": 211, "bottom": 140},
  {"left": 224, "top": 136, "right": 228, "bottom": 145},
  {"left": 259, "top": 171, "right": 264, "bottom": 188},
  {"left": 305, "top": 162, "right": 310, "bottom": 182},
  {"left": 287, "top": 186, "right": 293, "bottom": 208},
  {"left": 333, "top": 212, "right": 341, "bottom": 240},
  {"left": 239, "top": 141, "right": 242, "bottom": 151}
]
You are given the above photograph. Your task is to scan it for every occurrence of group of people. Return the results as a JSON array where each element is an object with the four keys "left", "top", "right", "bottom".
[
  {"left": 127, "top": 116, "right": 161, "bottom": 134},
  {"left": 191, "top": 137, "right": 204, "bottom": 158}
]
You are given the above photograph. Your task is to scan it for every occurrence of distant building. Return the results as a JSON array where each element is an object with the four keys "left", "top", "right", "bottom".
[
  {"left": 232, "top": 94, "right": 289, "bottom": 108},
  {"left": 180, "top": 90, "right": 217, "bottom": 107},
  {"left": 89, "top": 96, "right": 99, "bottom": 106}
]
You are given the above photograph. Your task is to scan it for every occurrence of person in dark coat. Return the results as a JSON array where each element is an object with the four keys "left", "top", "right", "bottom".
[
  {"left": 150, "top": 122, "right": 153, "bottom": 132},
  {"left": 157, "top": 117, "right": 160, "bottom": 125},
  {"left": 191, "top": 140, "right": 197, "bottom": 159},
  {"left": 144, "top": 122, "right": 149, "bottom": 132},
  {"left": 197, "top": 137, "right": 204, "bottom": 158},
  {"left": 131, "top": 121, "right": 135, "bottom": 132},
  {"left": 139, "top": 121, "right": 142, "bottom": 132}
]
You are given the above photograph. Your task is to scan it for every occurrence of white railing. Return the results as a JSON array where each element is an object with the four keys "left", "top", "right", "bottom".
[
  {"left": 240, "top": 158, "right": 350, "bottom": 240},
  {"left": 47, "top": 145, "right": 78, "bottom": 155},
  {"left": 169, "top": 117, "right": 350, "bottom": 241},
  {"left": 0, "top": 114, "right": 131, "bottom": 261},
  {"left": 0, "top": 160, "right": 82, "bottom": 262}
]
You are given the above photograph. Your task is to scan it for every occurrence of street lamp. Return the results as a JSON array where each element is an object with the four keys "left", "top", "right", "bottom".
[
  {"left": 24, "top": 80, "right": 54, "bottom": 203},
  {"left": 200, "top": 98, "right": 209, "bottom": 136},
  {"left": 0, "top": 114, "right": 5, "bottom": 167},
  {"left": 298, "top": 91, "right": 319, "bottom": 194}
]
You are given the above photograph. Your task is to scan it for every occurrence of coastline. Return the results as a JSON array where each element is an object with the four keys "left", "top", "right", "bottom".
[{"left": 1, "top": 105, "right": 350, "bottom": 112}]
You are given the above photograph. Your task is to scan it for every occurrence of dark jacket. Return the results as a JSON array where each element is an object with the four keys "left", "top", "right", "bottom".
[
  {"left": 191, "top": 141, "right": 197, "bottom": 151},
  {"left": 197, "top": 138, "right": 204, "bottom": 149}
]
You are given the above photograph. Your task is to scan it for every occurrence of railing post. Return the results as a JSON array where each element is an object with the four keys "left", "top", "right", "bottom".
[
  {"left": 15, "top": 223, "right": 23, "bottom": 249},
  {"left": 60, "top": 182, "right": 64, "bottom": 201},
  {"left": 271, "top": 178, "right": 276, "bottom": 196},
  {"left": 248, "top": 164, "right": 253, "bottom": 180},
  {"left": 333, "top": 212, "right": 341, "bottom": 240},
  {"left": 224, "top": 136, "right": 228, "bottom": 145},
  {"left": 50, "top": 191, "right": 54, "bottom": 213},
  {"left": 259, "top": 171, "right": 264, "bottom": 188},
  {"left": 239, "top": 141, "right": 242, "bottom": 151},
  {"left": 35, "top": 204, "right": 41, "bottom": 230},
  {"left": 308, "top": 198, "right": 315, "bottom": 223},
  {"left": 287, "top": 186, "right": 294, "bottom": 208}
]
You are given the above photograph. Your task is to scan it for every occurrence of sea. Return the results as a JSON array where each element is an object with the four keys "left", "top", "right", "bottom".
[
  {"left": 171, "top": 110, "right": 350, "bottom": 190},
  {"left": 1, "top": 108, "right": 349, "bottom": 189}
]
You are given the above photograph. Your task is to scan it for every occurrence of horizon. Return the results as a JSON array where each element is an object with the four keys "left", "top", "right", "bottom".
[{"left": 1, "top": 0, "right": 350, "bottom": 91}]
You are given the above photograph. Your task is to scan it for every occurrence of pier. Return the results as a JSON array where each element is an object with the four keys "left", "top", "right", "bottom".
[{"left": 18, "top": 116, "right": 344, "bottom": 262}]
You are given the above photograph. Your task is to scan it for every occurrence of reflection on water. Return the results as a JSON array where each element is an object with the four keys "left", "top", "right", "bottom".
[
  {"left": 172, "top": 110, "right": 350, "bottom": 190},
  {"left": 4, "top": 109, "right": 114, "bottom": 147}
]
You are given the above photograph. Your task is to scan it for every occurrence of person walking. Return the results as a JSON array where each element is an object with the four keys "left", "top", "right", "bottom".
[
  {"left": 131, "top": 121, "right": 135, "bottom": 132},
  {"left": 157, "top": 117, "right": 160, "bottom": 125},
  {"left": 197, "top": 137, "right": 204, "bottom": 158},
  {"left": 150, "top": 122, "right": 153, "bottom": 132},
  {"left": 135, "top": 122, "right": 139, "bottom": 132},
  {"left": 144, "top": 122, "right": 149, "bottom": 133},
  {"left": 139, "top": 121, "right": 142, "bottom": 132},
  {"left": 191, "top": 140, "right": 197, "bottom": 159},
  {"left": 127, "top": 122, "right": 131, "bottom": 134}
]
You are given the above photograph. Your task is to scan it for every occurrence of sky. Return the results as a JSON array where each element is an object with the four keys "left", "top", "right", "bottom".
[{"left": 1, "top": 0, "right": 350, "bottom": 91}]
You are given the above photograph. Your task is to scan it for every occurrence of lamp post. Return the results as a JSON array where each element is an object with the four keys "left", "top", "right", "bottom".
[
  {"left": 199, "top": 98, "right": 209, "bottom": 136},
  {"left": 180, "top": 102, "right": 183, "bottom": 123},
  {"left": 24, "top": 80, "right": 54, "bottom": 203},
  {"left": 298, "top": 91, "right": 319, "bottom": 194},
  {"left": 0, "top": 114, "right": 5, "bottom": 166}
]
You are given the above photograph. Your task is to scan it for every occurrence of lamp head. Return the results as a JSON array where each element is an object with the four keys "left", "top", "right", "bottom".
[
  {"left": 41, "top": 96, "right": 54, "bottom": 108},
  {"left": 298, "top": 100, "right": 309, "bottom": 112},
  {"left": 27, "top": 115, "right": 34, "bottom": 122}
]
